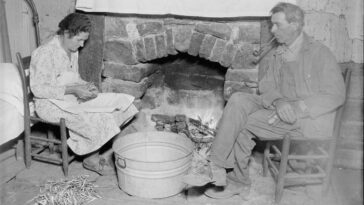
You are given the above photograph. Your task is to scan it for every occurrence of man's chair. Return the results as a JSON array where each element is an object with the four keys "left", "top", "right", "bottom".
[
  {"left": 261, "top": 68, "right": 351, "bottom": 203},
  {"left": 16, "top": 52, "right": 75, "bottom": 177}
]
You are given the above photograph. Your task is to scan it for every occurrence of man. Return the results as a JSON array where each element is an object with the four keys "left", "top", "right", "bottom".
[{"left": 183, "top": 2, "right": 345, "bottom": 199}]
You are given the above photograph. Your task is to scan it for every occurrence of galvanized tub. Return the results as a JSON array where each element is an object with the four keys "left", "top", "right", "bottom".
[{"left": 113, "top": 131, "right": 193, "bottom": 198}]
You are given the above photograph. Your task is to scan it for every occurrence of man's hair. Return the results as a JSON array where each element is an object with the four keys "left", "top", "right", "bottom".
[
  {"left": 56, "top": 13, "right": 92, "bottom": 37},
  {"left": 270, "top": 2, "right": 305, "bottom": 28}
]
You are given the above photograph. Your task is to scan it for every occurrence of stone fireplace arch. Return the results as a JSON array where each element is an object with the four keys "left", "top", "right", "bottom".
[{"left": 80, "top": 15, "right": 264, "bottom": 101}]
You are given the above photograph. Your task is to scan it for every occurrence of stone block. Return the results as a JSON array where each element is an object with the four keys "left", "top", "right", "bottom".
[
  {"left": 231, "top": 43, "right": 256, "bottom": 70},
  {"left": 132, "top": 38, "right": 147, "bottom": 62},
  {"left": 188, "top": 32, "right": 205, "bottom": 56},
  {"left": 155, "top": 33, "right": 168, "bottom": 58},
  {"left": 104, "top": 40, "right": 138, "bottom": 65},
  {"left": 225, "top": 68, "right": 258, "bottom": 82},
  {"left": 174, "top": 26, "right": 193, "bottom": 52},
  {"left": 136, "top": 21, "right": 164, "bottom": 36},
  {"left": 234, "top": 23, "right": 260, "bottom": 44},
  {"left": 144, "top": 36, "right": 157, "bottom": 61},
  {"left": 209, "top": 39, "right": 227, "bottom": 62},
  {"left": 195, "top": 23, "right": 232, "bottom": 40},
  {"left": 199, "top": 34, "right": 217, "bottom": 59},
  {"left": 223, "top": 81, "right": 257, "bottom": 100},
  {"left": 104, "top": 16, "right": 128, "bottom": 39},
  {"left": 102, "top": 62, "right": 157, "bottom": 83},
  {"left": 166, "top": 29, "right": 178, "bottom": 55},
  {"left": 219, "top": 43, "right": 237, "bottom": 67},
  {"left": 101, "top": 77, "right": 150, "bottom": 99}
]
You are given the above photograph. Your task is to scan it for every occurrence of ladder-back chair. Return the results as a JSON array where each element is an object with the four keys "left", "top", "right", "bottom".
[
  {"left": 16, "top": 52, "right": 75, "bottom": 177},
  {"left": 261, "top": 68, "right": 351, "bottom": 203}
]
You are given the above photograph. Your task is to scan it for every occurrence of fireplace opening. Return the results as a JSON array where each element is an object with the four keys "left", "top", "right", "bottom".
[{"left": 140, "top": 52, "right": 227, "bottom": 130}]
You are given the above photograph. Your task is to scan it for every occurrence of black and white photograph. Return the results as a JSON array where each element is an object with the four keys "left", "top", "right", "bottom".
[{"left": 0, "top": 0, "right": 362, "bottom": 204}]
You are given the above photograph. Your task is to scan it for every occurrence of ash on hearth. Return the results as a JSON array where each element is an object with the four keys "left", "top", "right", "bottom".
[{"left": 150, "top": 114, "right": 216, "bottom": 144}]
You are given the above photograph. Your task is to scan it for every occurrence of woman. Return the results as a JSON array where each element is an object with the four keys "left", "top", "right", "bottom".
[{"left": 30, "top": 13, "right": 138, "bottom": 175}]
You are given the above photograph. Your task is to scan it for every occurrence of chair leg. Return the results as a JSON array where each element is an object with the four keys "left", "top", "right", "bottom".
[
  {"left": 322, "top": 139, "right": 336, "bottom": 195},
  {"left": 275, "top": 135, "right": 291, "bottom": 203},
  {"left": 47, "top": 128, "right": 55, "bottom": 154},
  {"left": 60, "top": 118, "right": 69, "bottom": 177},
  {"left": 263, "top": 141, "right": 271, "bottom": 177},
  {"left": 24, "top": 127, "right": 32, "bottom": 168}
]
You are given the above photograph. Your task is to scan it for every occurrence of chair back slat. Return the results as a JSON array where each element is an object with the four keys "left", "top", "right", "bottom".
[
  {"left": 332, "top": 68, "right": 352, "bottom": 139},
  {"left": 16, "top": 52, "right": 32, "bottom": 127}
]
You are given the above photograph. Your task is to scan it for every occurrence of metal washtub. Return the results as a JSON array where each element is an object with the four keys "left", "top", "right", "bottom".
[{"left": 112, "top": 131, "right": 194, "bottom": 198}]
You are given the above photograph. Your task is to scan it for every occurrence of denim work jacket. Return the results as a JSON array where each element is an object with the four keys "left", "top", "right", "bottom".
[{"left": 258, "top": 32, "right": 346, "bottom": 138}]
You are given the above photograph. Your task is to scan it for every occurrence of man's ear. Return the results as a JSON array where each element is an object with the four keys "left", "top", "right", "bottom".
[{"left": 290, "top": 22, "right": 300, "bottom": 31}]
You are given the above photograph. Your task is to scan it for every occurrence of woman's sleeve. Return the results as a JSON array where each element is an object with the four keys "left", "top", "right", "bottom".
[{"left": 30, "top": 47, "right": 66, "bottom": 100}]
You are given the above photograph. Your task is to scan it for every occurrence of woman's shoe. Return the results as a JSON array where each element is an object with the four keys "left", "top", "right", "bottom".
[
  {"left": 204, "top": 178, "right": 250, "bottom": 199},
  {"left": 83, "top": 157, "right": 115, "bottom": 176}
]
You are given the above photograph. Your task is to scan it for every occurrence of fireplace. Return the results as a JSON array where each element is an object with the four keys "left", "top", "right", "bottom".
[{"left": 78, "top": 14, "right": 270, "bottom": 130}]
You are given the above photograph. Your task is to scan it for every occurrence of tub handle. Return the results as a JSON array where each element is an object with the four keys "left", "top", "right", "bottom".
[{"left": 117, "top": 157, "right": 126, "bottom": 169}]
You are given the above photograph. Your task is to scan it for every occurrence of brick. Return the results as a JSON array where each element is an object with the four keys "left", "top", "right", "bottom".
[
  {"left": 225, "top": 68, "right": 258, "bottom": 82},
  {"left": 136, "top": 21, "right": 164, "bottom": 36},
  {"left": 219, "top": 43, "right": 237, "bottom": 67},
  {"left": 155, "top": 34, "right": 168, "bottom": 58},
  {"left": 174, "top": 26, "right": 193, "bottom": 52},
  {"left": 188, "top": 32, "right": 205, "bottom": 56},
  {"left": 144, "top": 36, "right": 157, "bottom": 61},
  {"left": 102, "top": 62, "right": 157, "bottom": 83},
  {"left": 231, "top": 43, "right": 256, "bottom": 69},
  {"left": 166, "top": 29, "right": 178, "bottom": 55},
  {"left": 101, "top": 77, "right": 150, "bottom": 99},
  {"left": 132, "top": 38, "right": 146, "bottom": 62},
  {"left": 199, "top": 35, "right": 217, "bottom": 59},
  {"left": 104, "top": 40, "right": 138, "bottom": 65},
  {"left": 209, "top": 39, "right": 227, "bottom": 62},
  {"left": 195, "top": 23, "right": 232, "bottom": 40},
  {"left": 104, "top": 16, "right": 128, "bottom": 39}
]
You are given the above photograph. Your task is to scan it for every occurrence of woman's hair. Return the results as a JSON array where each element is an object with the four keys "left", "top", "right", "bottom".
[
  {"left": 270, "top": 2, "right": 305, "bottom": 28},
  {"left": 56, "top": 13, "right": 92, "bottom": 37}
]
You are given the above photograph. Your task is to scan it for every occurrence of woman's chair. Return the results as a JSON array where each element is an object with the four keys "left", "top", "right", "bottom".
[
  {"left": 261, "top": 68, "right": 351, "bottom": 203},
  {"left": 16, "top": 52, "right": 75, "bottom": 177}
]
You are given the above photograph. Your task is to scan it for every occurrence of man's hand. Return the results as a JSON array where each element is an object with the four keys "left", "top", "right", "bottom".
[{"left": 274, "top": 100, "right": 297, "bottom": 124}]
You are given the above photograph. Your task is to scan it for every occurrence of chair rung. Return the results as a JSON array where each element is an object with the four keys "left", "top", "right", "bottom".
[
  {"left": 266, "top": 157, "right": 279, "bottom": 177},
  {"left": 31, "top": 146, "right": 46, "bottom": 154},
  {"left": 32, "top": 153, "right": 63, "bottom": 164},
  {"left": 30, "top": 117, "right": 61, "bottom": 126},
  {"left": 271, "top": 145, "right": 281, "bottom": 156},
  {"left": 317, "top": 147, "right": 328, "bottom": 155},
  {"left": 285, "top": 172, "right": 326, "bottom": 179},
  {"left": 30, "top": 136, "right": 62, "bottom": 144},
  {"left": 288, "top": 154, "right": 328, "bottom": 160}
]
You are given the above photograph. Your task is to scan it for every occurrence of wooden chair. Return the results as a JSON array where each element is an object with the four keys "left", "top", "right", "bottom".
[
  {"left": 16, "top": 52, "right": 75, "bottom": 177},
  {"left": 261, "top": 68, "right": 351, "bottom": 203}
]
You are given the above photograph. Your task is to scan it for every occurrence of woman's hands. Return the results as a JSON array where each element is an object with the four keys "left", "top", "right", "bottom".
[{"left": 66, "top": 82, "right": 99, "bottom": 102}]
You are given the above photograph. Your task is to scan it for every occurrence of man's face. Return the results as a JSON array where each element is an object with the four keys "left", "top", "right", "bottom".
[
  {"left": 64, "top": 31, "right": 89, "bottom": 52},
  {"left": 270, "top": 12, "right": 298, "bottom": 45}
]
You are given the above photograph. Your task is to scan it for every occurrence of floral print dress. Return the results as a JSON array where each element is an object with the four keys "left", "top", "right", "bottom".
[{"left": 30, "top": 35, "right": 138, "bottom": 155}]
